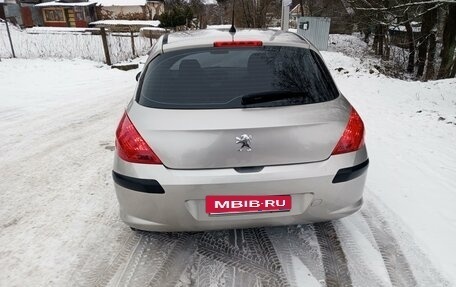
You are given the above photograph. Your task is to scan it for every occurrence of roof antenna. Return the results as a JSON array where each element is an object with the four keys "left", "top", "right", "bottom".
[{"left": 229, "top": 0, "right": 236, "bottom": 34}]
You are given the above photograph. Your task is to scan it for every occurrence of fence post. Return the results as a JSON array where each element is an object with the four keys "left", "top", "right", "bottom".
[
  {"left": 4, "top": 18, "right": 16, "bottom": 58},
  {"left": 100, "top": 27, "right": 111, "bottom": 65},
  {"left": 130, "top": 29, "right": 136, "bottom": 57}
]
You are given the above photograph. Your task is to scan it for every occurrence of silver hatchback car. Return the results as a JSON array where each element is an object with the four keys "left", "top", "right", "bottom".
[{"left": 113, "top": 29, "right": 368, "bottom": 232}]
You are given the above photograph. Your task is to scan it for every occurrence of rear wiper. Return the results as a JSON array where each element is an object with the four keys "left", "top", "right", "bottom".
[{"left": 241, "top": 91, "right": 308, "bottom": 105}]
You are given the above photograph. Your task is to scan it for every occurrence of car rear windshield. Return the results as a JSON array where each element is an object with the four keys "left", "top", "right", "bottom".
[{"left": 137, "top": 46, "right": 339, "bottom": 109}]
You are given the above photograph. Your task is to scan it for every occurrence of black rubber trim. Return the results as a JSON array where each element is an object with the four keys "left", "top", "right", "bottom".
[
  {"left": 332, "top": 159, "right": 369, "bottom": 184},
  {"left": 112, "top": 171, "right": 165, "bottom": 194},
  {"left": 234, "top": 166, "right": 264, "bottom": 173}
]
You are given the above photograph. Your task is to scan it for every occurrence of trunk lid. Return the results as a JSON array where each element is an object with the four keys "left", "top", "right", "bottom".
[{"left": 128, "top": 97, "right": 350, "bottom": 169}]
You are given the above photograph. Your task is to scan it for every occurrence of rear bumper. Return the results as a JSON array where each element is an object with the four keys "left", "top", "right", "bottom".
[{"left": 113, "top": 147, "right": 368, "bottom": 232}]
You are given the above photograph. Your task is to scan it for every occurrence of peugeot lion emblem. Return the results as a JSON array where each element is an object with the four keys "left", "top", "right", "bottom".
[{"left": 236, "top": 134, "right": 253, "bottom": 151}]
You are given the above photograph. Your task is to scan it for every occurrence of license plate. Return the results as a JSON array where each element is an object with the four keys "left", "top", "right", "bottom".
[{"left": 205, "top": 195, "right": 292, "bottom": 215}]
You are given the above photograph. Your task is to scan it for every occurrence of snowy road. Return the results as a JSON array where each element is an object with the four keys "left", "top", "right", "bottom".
[
  {"left": 0, "top": 54, "right": 454, "bottom": 286},
  {"left": 72, "top": 205, "right": 439, "bottom": 287},
  {"left": 71, "top": 213, "right": 423, "bottom": 287}
]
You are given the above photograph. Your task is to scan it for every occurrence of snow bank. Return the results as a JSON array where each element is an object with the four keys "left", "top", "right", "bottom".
[
  {"left": 95, "top": 0, "right": 147, "bottom": 6},
  {"left": 25, "top": 27, "right": 99, "bottom": 34},
  {"left": 321, "top": 50, "right": 456, "bottom": 284},
  {"left": 0, "top": 58, "right": 138, "bottom": 286},
  {"left": 36, "top": 1, "right": 96, "bottom": 7},
  {"left": 90, "top": 20, "right": 160, "bottom": 27},
  {"left": 0, "top": 22, "right": 155, "bottom": 63},
  {"left": 206, "top": 25, "right": 232, "bottom": 30},
  {"left": 328, "top": 33, "right": 443, "bottom": 80}
]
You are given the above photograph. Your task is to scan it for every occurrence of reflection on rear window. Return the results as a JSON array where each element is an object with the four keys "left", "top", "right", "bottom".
[{"left": 137, "top": 46, "right": 339, "bottom": 109}]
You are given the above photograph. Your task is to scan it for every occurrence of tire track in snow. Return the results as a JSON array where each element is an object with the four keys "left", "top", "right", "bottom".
[
  {"left": 82, "top": 231, "right": 142, "bottom": 287},
  {"left": 196, "top": 229, "right": 290, "bottom": 287},
  {"left": 190, "top": 229, "right": 262, "bottom": 287},
  {"left": 75, "top": 215, "right": 429, "bottom": 287},
  {"left": 114, "top": 232, "right": 158, "bottom": 287},
  {"left": 265, "top": 227, "right": 299, "bottom": 287},
  {"left": 245, "top": 228, "right": 289, "bottom": 287},
  {"left": 314, "top": 222, "right": 353, "bottom": 287},
  {"left": 267, "top": 224, "right": 326, "bottom": 287},
  {"left": 85, "top": 224, "right": 351, "bottom": 287},
  {"left": 333, "top": 215, "right": 392, "bottom": 287},
  {"left": 109, "top": 232, "right": 188, "bottom": 287},
  {"left": 148, "top": 233, "right": 199, "bottom": 287},
  {"left": 76, "top": 231, "right": 190, "bottom": 287},
  {"left": 361, "top": 208, "right": 417, "bottom": 287}
]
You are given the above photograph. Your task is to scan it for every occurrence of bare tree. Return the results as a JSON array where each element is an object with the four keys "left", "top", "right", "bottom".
[
  {"left": 404, "top": 13, "right": 415, "bottom": 73},
  {"left": 437, "top": 4, "right": 456, "bottom": 79},
  {"left": 216, "top": 0, "right": 280, "bottom": 28},
  {"left": 348, "top": 0, "right": 455, "bottom": 79},
  {"left": 189, "top": 0, "right": 206, "bottom": 28},
  {"left": 424, "top": 29, "right": 437, "bottom": 80},
  {"left": 416, "top": 4, "right": 438, "bottom": 78}
]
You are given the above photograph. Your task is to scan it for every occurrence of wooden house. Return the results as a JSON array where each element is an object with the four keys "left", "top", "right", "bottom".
[{"left": 35, "top": 1, "right": 97, "bottom": 28}]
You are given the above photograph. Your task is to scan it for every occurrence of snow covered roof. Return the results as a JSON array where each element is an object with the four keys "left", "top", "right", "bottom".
[
  {"left": 90, "top": 19, "right": 160, "bottom": 27},
  {"left": 36, "top": 1, "right": 97, "bottom": 7},
  {"left": 95, "top": 0, "right": 146, "bottom": 6},
  {"left": 206, "top": 24, "right": 232, "bottom": 30},
  {"left": 140, "top": 27, "right": 166, "bottom": 32},
  {"left": 0, "top": 0, "right": 17, "bottom": 4},
  {"left": 389, "top": 25, "right": 421, "bottom": 33},
  {"left": 26, "top": 27, "right": 99, "bottom": 34}
]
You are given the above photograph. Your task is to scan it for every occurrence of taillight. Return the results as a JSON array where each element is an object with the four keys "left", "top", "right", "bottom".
[
  {"left": 115, "top": 112, "right": 162, "bottom": 164},
  {"left": 332, "top": 108, "right": 365, "bottom": 155},
  {"left": 213, "top": 40, "right": 263, "bottom": 47}
]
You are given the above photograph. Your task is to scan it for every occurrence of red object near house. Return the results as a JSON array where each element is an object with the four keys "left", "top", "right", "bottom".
[
  {"left": 43, "top": 21, "right": 67, "bottom": 27},
  {"left": 75, "top": 20, "right": 87, "bottom": 27},
  {"left": 21, "top": 7, "right": 33, "bottom": 27}
]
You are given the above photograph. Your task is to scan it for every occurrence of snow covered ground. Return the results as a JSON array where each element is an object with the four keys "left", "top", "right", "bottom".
[
  {"left": 321, "top": 50, "right": 456, "bottom": 284},
  {"left": 0, "top": 58, "right": 136, "bottom": 286},
  {"left": 0, "top": 44, "right": 455, "bottom": 286}
]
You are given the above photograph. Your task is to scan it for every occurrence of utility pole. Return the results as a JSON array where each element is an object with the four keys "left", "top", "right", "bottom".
[
  {"left": 281, "top": 0, "right": 291, "bottom": 31},
  {"left": 3, "top": 18, "right": 16, "bottom": 58}
]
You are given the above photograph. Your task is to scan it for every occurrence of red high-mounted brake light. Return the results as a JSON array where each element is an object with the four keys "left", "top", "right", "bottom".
[
  {"left": 331, "top": 108, "right": 365, "bottom": 155},
  {"left": 115, "top": 112, "right": 162, "bottom": 164},
  {"left": 213, "top": 40, "right": 263, "bottom": 47}
]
